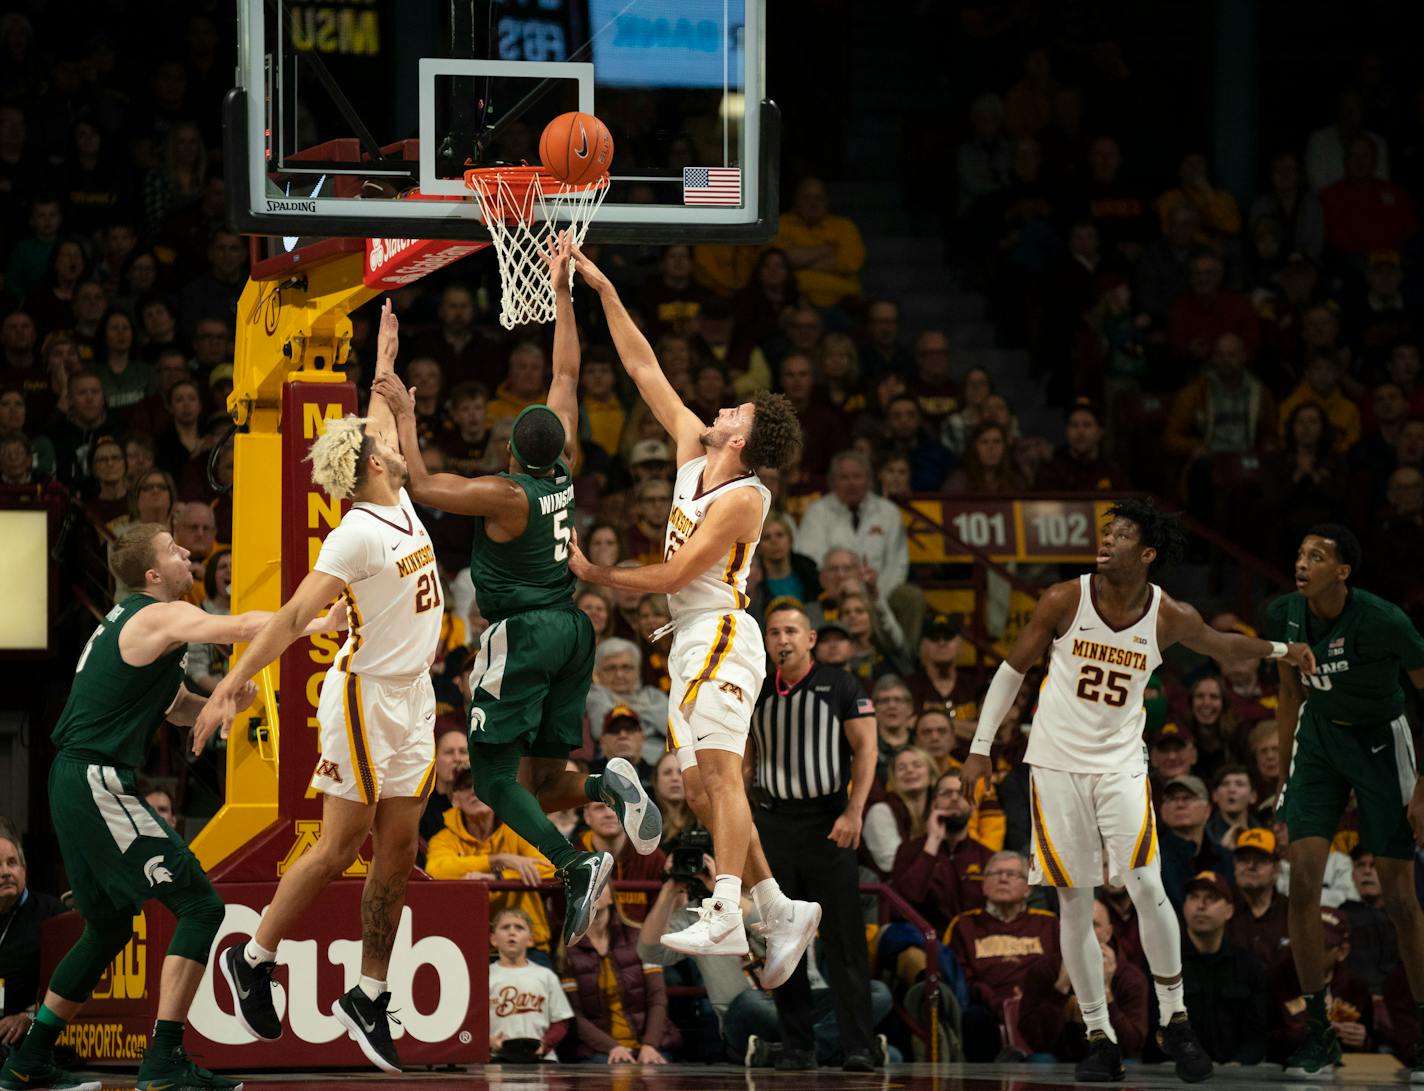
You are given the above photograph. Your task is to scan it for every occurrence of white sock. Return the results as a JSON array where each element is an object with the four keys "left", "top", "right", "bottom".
[
  {"left": 1057, "top": 888, "right": 1115, "bottom": 1041},
  {"left": 751, "top": 877, "right": 790, "bottom": 920},
  {"left": 359, "top": 974, "right": 387, "bottom": 1001},
  {"left": 244, "top": 939, "right": 277, "bottom": 967},
  {"left": 1154, "top": 978, "right": 1185, "bottom": 1022},
  {"left": 712, "top": 874, "right": 742, "bottom": 910},
  {"left": 1081, "top": 997, "right": 1117, "bottom": 1041}
]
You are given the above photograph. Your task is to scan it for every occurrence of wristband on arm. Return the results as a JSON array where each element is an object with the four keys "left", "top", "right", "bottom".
[
  {"left": 1267, "top": 641, "right": 1288, "bottom": 659},
  {"left": 969, "top": 662, "right": 1027, "bottom": 756}
]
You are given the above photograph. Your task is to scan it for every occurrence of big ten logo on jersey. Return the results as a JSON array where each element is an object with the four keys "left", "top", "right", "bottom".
[
  {"left": 665, "top": 505, "right": 695, "bottom": 561},
  {"left": 92, "top": 913, "right": 146, "bottom": 1000},
  {"left": 280, "top": 820, "right": 367, "bottom": 878},
  {"left": 189, "top": 904, "right": 472, "bottom": 1046}
]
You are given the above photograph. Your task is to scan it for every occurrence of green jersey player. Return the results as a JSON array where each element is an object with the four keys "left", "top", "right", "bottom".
[
  {"left": 1269, "top": 523, "right": 1424, "bottom": 1078},
  {"left": 371, "top": 233, "right": 658, "bottom": 946},
  {"left": 0, "top": 524, "right": 343, "bottom": 1091}
]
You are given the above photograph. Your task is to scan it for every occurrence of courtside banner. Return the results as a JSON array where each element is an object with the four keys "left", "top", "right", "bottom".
[{"left": 44, "top": 882, "right": 490, "bottom": 1068}]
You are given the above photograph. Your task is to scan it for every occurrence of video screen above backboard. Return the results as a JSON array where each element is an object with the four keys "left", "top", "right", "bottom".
[{"left": 227, "top": 0, "right": 777, "bottom": 244}]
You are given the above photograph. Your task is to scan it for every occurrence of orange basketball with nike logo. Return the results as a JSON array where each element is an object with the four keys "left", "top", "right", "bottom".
[{"left": 539, "top": 111, "right": 613, "bottom": 186}]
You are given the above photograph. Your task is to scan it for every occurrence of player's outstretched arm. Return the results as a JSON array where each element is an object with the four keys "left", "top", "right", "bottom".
[
  {"left": 190, "top": 569, "right": 347, "bottom": 753},
  {"left": 364, "top": 299, "right": 401, "bottom": 450},
  {"left": 960, "top": 580, "right": 1078, "bottom": 804},
  {"left": 121, "top": 596, "right": 347, "bottom": 665},
  {"left": 1158, "top": 594, "right": 1316, "bottom": 673},
  {"left": 569, "top": 488, "right": 761, "bottom": 595},
  {"left": 541, "top": 232, "right": 583, "bottom": 469},
  {"left": 571, "top": 243, "right": 704, "bottom": 465},
  {"left": 372, "top": 372, "right": 529, "bottom": 519}
]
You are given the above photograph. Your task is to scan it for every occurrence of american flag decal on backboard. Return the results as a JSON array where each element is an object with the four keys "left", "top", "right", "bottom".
[{"left": 683, "top": 167, "right": 742, "bottom": 206}]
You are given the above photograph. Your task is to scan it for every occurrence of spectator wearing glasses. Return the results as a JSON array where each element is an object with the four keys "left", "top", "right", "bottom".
[
  {"left": 1226, "top": 827, "right": 1290, "bottom": 971},
  {"left": 585, "top": 643, "right": 668, "bottom": 767},
  {"left": 947, "top": 850, "right": 1059, "bottom": 1062},
  {"left": 868, "top": 675, "right": 915, "bottom": 777}
]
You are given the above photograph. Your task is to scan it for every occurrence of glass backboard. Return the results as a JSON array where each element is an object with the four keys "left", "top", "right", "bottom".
[{"left": 227, "top": 0, "right": 777, "bottom": 244}]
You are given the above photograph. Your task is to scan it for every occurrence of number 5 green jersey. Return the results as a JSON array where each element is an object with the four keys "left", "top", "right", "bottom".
[
  {"left": 1265, "top": 588, "right": 1424, "bottom": 725},
  {"left": 470, "top": 459, "right": 576, "bottom": 622}
]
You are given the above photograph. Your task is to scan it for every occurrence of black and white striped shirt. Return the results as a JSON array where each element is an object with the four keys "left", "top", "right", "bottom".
[{"left": 751, "top": 664, "right": 876, "bottom": 801}]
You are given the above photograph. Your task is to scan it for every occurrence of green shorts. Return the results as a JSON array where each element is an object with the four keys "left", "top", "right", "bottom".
[
  {"left": 1280, "top": 707, "right": 1417, "bottom": 859},
  {"left": 466, "top": 605, "right": 596, "bottom": 758},
  {"left": 49, "top": 754, "right": 214, "bottom": 920}
]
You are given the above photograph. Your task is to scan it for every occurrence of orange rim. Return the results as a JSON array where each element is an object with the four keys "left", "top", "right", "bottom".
[{"left": 463, "top": 165, "right": 609, "bottom": 225}]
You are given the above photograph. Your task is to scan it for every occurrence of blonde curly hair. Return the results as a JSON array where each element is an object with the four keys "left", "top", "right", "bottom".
[{"left": 306, "top": 415, "right": 371, "bottom": 500}]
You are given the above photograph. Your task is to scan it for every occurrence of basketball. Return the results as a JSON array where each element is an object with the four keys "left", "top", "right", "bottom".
[{"left": 539, "top": 111, "right": 613, "bottom": 186}]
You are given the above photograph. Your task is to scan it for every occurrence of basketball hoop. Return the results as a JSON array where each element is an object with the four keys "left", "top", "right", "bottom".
[{"left": 464, "top": 166, "right": 609, "bottom": 330}]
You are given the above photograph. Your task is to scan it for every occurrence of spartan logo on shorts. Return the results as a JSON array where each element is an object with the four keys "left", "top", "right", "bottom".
[
  {"left": 316, "top": 758, "right": 342, "bottom": 782},
  {"left": 144, "top": 855, "right": 174, "bottom": 886},
  {"left": 470, "top": 706, "right": 488, "bottom": 733}
]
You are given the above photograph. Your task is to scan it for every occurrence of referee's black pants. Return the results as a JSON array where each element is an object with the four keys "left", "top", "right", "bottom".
[{"left": 755, "top": 798, "right": 875, "bottom": 1057}]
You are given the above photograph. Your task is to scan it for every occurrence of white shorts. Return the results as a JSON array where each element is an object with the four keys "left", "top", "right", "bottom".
[
  {"left": 665, "top": 611, "right": 765, "bottom": 770},
  {"left": 1027, "top": 766, "right": 1159, "bottom": 889},
  {"left": 311, "top": 668, "right": 437, "bottom": 804}
]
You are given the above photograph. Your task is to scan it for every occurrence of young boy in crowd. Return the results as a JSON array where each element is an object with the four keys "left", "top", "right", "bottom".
[{"left": 488, "top": 908, "right": 573, "bottom": 1063}]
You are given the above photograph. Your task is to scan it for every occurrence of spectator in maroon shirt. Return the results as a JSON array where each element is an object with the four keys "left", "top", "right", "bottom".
[
  {"left": 1020, "top": 898, "right": 1150, "bottom": 1060},
  {"left": 1321, "top": 137, "right": 1419, "bottom": 259},
  {"left": 1226, "top": 826, "right": 1290, "bottom": 971},
  {"left": 947, "top": 850, "right": 1060, "bottom": 1061},
  {"left": 1168, "top": 251, "right": 1260, "bottom": 366},
  {"left": 1272, "top": 907, "right": 1375, "bottom": 1060},
  {"left": 889, "top": 768, "right": 991, "bottom": 937},
  {"left": 580, "top": 801, "right": 666, "bottom": 924},
  {"left": 1033, "top": 399, "right": 1130, "bottom": 492},
  {"left": 904, "top": 613, "right": 978, "bottom": 713}
]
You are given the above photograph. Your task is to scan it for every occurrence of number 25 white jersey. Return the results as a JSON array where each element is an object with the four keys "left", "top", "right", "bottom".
[
  {"left": 664, "top": 456, "right": 771, "bottom": 621},
  {"left": 313, "top": 488, "right": 443, "bottom": 679},
  {"left": 1025, "top": 574, "right": 1163, "bottom": 774}
]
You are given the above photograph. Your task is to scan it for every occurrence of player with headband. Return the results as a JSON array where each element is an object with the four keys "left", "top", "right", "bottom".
[{"left": 372, "top": 234, "right": 658, "bottom": 949}]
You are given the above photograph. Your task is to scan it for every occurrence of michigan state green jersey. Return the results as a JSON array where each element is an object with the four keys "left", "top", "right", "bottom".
[
  {"left": 1266, "top": 588, "right": 1424, "bottom": 726},
  {"left": 52, "top": 594, "right": 187, "bottom": 769},
  {"left": 471, "top": 459, "right": 576, "bottom": 622}
]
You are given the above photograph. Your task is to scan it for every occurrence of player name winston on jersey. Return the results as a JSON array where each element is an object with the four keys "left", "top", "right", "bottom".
[
  {"left": 1070, "top": 638, "right": 1150, "bottom": 672},
  {"left": 538, "top": 484, "right": 574, "bottom": 515},
  {"left": 394, "top": 543, "right": 435, "bottom": 578}
]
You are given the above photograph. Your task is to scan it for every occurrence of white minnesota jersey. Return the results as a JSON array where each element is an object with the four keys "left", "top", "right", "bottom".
[
  {"left": 313, "top": 488, "right": 442, "bottom": 679},
  {"left": 664, "top": 456, "right": 770, "bottom": 621},
  {"left": 1025, "top": 574, "right": 1163, "bottom": 774}
]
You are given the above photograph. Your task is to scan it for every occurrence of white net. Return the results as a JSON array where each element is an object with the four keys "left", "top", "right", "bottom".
[{"left": 465, "top": 169, "right": 610, "bottom": 330}]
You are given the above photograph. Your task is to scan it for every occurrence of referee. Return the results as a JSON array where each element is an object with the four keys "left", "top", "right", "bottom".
[{"left": 750, "top": 603, "right": 880, "bottom": 1070}]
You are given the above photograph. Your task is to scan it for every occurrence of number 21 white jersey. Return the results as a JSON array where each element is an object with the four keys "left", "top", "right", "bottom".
[
  {"left": 1025, "top": 574, "right": 1163, "bottom": 774},
  {"left": 313, "top": 488, "right": 443, "bottom": 679}
]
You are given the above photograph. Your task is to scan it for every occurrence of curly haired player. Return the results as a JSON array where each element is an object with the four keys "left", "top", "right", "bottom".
[
  {"left": 960, "top": 499, "right": 1316, "bottom": 1083},
  {"left": 565, "top": 243, "right": 820, "bottom": 991}
]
